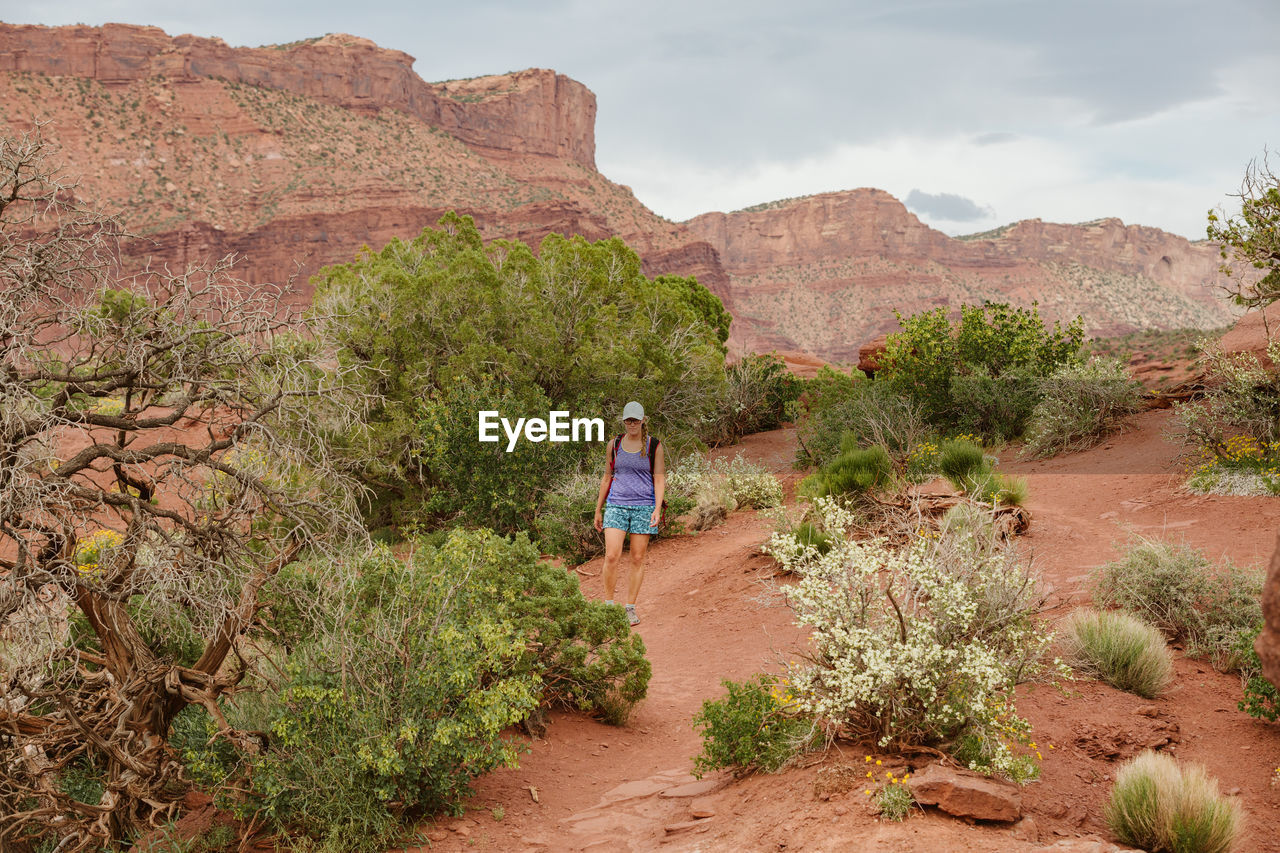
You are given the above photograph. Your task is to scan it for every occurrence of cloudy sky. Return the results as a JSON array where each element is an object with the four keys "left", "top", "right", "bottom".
[{"left": 6, "top": 0, "right": 1278, "bottom": 238}]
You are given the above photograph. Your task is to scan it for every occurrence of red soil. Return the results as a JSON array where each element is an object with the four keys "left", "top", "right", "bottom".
[{"left": 409, "top": 410, "right": 1280, "bottom": 853}]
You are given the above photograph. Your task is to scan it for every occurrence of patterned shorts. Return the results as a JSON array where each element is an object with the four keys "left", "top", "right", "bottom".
[{"left": 603, "top": 503, "right": 659, "bottom": 535}]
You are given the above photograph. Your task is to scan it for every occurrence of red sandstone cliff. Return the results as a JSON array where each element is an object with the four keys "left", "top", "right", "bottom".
[
  {"left": 688, "top": 191, "right": 1237, "bottom": 360},
  {"left": 0, "top": 22, "right": 1239, "bottom": 365},
  {"left": 0, "top": 24, "right": 596, "bottom": 168}
]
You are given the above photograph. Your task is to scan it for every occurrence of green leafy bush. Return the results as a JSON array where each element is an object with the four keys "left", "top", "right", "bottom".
[
  {"left": 1092, "top": 536, "right": 1263, "bottom": 668},
  {"left": 1177, "top": 339, "right": 1280, "bottom": 496},
  {"left": 1023, "top": 357, "right": 1145, "bottom": 458},
  {"left": 800, "top": 441, "right": 893, "bottom": 498},
  {"left": 313, "top": 212, "right": 731, "bottom": 532},
  {"left": 1233, "top": 624, "right": 1280, "bottom": 722},
  {"left": 1060, "top": 609, "right": 1173, "bottom": 699},
  {"left": 706, "top": 353, "right": 803, "bottom": 443},
  {"left": 1106, "top": 750, "right": 1243, "bottom": 853},
  {"left": 192, "top": 532, "right": 650, "bottom": 850},
  {"left": 880, "top": 302, "right": 1084, "bottom": 434},
  {"left": 536, "top": 465, "right": 609, "bottom": 565},
  {"left": 792, "top": 371, "right": 928, "bottom": 467},
  {"left": 765, "top": 498, "right": 1059, "bottom": 778},
  {"left": 949, "top": 366, "right": 1043, "bottom": 442},
  {"left": 692, "top": 675, "right": 819, "bottom": 777}
]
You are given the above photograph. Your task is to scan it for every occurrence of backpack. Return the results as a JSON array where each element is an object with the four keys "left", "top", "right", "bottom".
[{"left": 608, "top": 434, "right": 667, "bottom": 533}]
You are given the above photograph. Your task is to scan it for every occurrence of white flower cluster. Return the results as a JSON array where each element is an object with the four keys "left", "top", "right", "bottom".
[
  {"left": 669, "top": 453, "right": 783, "bottom": 510},
  {"left": 766, "top": 498, "right": 1056, "bottom": 776}
]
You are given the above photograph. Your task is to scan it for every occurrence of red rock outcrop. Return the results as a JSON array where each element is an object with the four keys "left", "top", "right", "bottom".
[
  {"left": 906, "top": 764, "right": 1022, "bottom": 822},
  {"left": 857, "top": 334, "right": 889, "bottom": 377},
  {"left": 1260, "top": 529, "right": 1280, "bottom": 691},
  {"left": 687, "top": 190, "right": 1240, "bottom": 362},
  {"left": 0, "top": 23, "right": 596, "bottom": 168},
  {"left": 688, "top": 191, "right": 1228, "bottom": 295},
  {"left": 0, "top": 22, "right": 1248, "bottom": 367},
  {"left": 1219, "top": 301, "right": 1280, "bottom": 368}
]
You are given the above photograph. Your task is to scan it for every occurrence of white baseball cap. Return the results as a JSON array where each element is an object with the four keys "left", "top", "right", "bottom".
[{"left": 620, "top": 401, "right": 645, "bottom": 421}]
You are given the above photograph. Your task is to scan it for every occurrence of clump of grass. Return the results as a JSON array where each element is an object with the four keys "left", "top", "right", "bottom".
[
  {"left": 1061, "top": 609, "right": 1174, "bottom": 699},
  {"left": 800, "top": 441, "right": 892, "bottom": 498},
  {"left": 876, "top": 782, "right": 914, "bottom": 821},
  {"left": 1106, "top": 750, "right": 1243, "bottom": 853},
  {"left": 937, "top": 438, "right": 986, "bottom": 484},
  {"left": 794, "top": 521, "right": 834, "bottom": 555},
  {"left": 1092, "top": 536, "right": 1263, "bottom": 670},
  {"left": 935, "top": 438, "right": 1027, "bottom": 506}
]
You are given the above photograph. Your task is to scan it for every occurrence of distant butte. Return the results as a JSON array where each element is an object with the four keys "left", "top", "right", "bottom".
[{"left": 0, "top": 23, "right": 1240, "bottom": 362}]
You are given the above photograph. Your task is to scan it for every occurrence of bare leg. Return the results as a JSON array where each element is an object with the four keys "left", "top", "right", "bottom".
[
  {"left": 602, "top": 527, "right": 627, "bottom": 600},
  {"left": 627, "top": 533, "right": 651, "bottom": 605}
]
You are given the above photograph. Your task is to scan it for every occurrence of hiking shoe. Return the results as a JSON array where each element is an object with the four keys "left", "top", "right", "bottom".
[{"left": 625, "top": 604, "right": 640, "bottom": 626}]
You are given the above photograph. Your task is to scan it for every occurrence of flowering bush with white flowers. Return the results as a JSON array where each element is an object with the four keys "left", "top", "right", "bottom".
[
  {"left": 766, "top": 497, "right": 1061, "bottom": 779},
  {"left": 669, "top": 453, "right": 783, "bottom": 508}
]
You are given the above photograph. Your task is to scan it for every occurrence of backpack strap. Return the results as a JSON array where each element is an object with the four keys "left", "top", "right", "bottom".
[
  {"left": 647, "top": 435, "right": 660, "bottom": 473},
  {"left": 609, "top": 433, "right": 624, "bottom": 472}
]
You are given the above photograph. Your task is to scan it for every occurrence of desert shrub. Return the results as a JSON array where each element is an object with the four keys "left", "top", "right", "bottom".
[
  {"left": 765, "top": 498, "right": 1059, "bottom": 778},
  {"left": 1105, "top": 750, "right": 1243, "bottom": 853},
  {"left": 666, "top": 453, "right": 783, "bottom": 531},
  {"left": 937, "top": 438, "right": 987, "bottom": 484},
  {"left": 419, "top": 530, "right": 650, "bottom": 721},
  {"left": 230, "top": 548, "right": 541, "bottom": 850},
  {"left": 720, "top": 454, "right": 786, "bottom": 509},
  {"left": 1023, "top": 357, "right": 1145, "bottom": 458},
  {"left": 706, "top": 353, "right": 803, "bottom": 443},
  {"left": 904, "top": 438, "right": 943, "bottom": 483},
  {"left": 949, "top": 365, "right": 1043, "bottom": 442},
  {"left": 1176, "top": 339, "right": 1280, "bottom": 496},
  {"left": 793, "top": 521, "right": 835, "bottom": 555},
  {"left": 792, "top": 370, "right": 929, "bottom": 467},
  {"left": 194, "top": 532, "right": 650, "bottom": 850},
  {"left": 876, "top": 782, "right": 915, "bottom": 821},
  {"left": 536, "top": 464, "right": 609, "bottom": 564},
  {"left": 1233, "top": 624, "right": 1280, "bottom": 722},
  {"left": 1092, "top": 536, "right": 1264, "bottom": 668},
  {"left": 800, "top": 442, "right": 893, "bottom": 499},
  {"left": 1060, "top": 609, "right": 1173, "bottom": 699},
  {"left": 880, "top": 302, "right": 1084, "bottom": 434},
  {"left": 313, "top": 213, "right": 731, "bottom": 532},
  {"left": 934, "top": 438, "right": 1027, "bottom": 506},
  {"left": 692, "top": 675, "right": 819, "bottom": 777}
]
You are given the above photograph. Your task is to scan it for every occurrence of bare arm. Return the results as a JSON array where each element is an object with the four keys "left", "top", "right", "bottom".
[
  {"left": 593, "top": 439, "right": 614, "bottom": 530},
  {"left": 650, "top": 442, "right": 666, "bottom": 526}
]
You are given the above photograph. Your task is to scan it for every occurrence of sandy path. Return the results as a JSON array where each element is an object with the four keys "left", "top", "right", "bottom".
[{"left": 412, "top": 413, "right": 1280, "bottom": 853}]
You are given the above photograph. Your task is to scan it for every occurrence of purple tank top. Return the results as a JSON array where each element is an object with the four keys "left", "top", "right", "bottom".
[{"left": 607, "top": 437, "right": 655, "bottom": 506}]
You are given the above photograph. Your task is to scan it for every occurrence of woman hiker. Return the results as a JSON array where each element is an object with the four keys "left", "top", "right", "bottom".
[{"left": 593, "top": 401, "right": 665, "bottom": 626}]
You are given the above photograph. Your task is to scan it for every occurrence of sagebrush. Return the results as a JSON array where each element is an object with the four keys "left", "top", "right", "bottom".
[{"left": 1092, "top": 535, "right": 1263, "bottom": 669}]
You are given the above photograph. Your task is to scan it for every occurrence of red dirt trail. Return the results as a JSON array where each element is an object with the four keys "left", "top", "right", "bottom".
[{"left": 412, "top": 410, "right": 1280, "bottom": 853}]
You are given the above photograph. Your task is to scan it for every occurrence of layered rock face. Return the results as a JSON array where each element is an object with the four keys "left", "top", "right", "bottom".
[
  {"left": 0, "top": 22, "right": 1240, "bottom": 364},
  {"left": 689, "top": 191, "right": 1237, "bottom": 362},
  {"left": 0, "top": 24, "right": 596, "bottom": 167}
]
